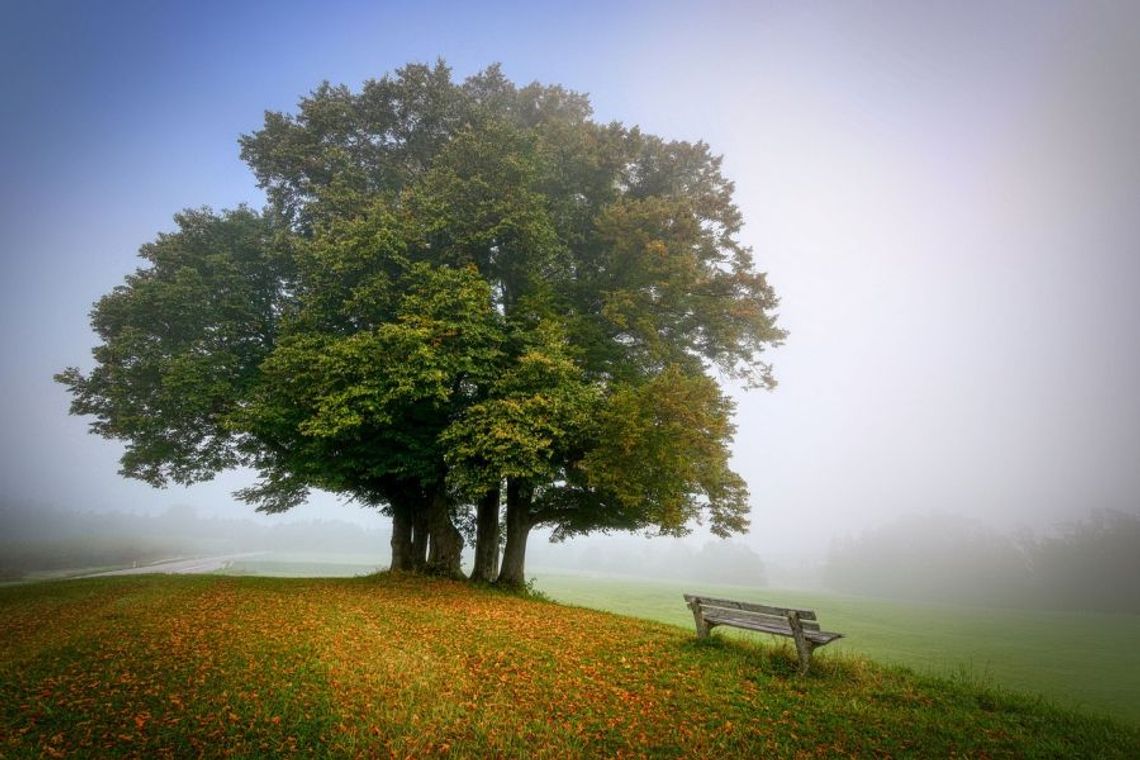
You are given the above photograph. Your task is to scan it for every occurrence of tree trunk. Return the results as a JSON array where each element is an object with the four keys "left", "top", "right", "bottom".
[
  {"left": 497, "top": 479, "right": 533, "bottom": 587},
  {"left": 426, "top": 486, "right": 464, "bottom": 578},
  {"left": 389, "top": 498, "right": 414, "bottom": 572},
  {"left": 470, "top": 486, "right": 501, "bottom": 583},
  {"left": 411, "top": 503, "right": 429, "bottom": 572}
]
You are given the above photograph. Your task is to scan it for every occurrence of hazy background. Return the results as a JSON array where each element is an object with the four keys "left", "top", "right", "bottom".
[{"left": 2, "top": 2, "right": 1138, "bottom": 590}]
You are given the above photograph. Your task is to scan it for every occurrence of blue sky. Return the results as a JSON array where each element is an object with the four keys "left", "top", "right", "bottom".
[{"left": 2, "top": 1, "right": 1138, "bottom": 559}]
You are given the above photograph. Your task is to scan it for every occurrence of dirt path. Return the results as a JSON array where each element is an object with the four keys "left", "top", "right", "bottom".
[{"left": 79, "top": 553, "right": 266, "bottom": 577}]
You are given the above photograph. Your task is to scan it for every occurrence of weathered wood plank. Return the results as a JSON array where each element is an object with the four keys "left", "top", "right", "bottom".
[
  {"left": 700, "top": 606, "right": 822, "bottom": 631},
  {"left": 704, "top": 616, "right": 841, "bottom": 642},
  {"left": 703, "top": 616, "right": 792, "bottom": 635},
  {"left": 683, "top": 594, "right": 818, "bottom": 620},
  {"left": 703, "top": 610, "right": 789, "bottom": 625},
  {"left": 804, "top": 631, "right": 843, "bottom": 645}
]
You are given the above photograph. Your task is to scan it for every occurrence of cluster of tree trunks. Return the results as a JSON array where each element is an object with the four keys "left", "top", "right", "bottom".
[{"left": 387, "top": 479, "right": 534, "bottom": 586}]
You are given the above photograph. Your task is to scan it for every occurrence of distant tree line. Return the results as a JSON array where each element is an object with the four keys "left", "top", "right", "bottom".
[{"left": 824, "top": 510, "right": 1140, "bottom": 613}]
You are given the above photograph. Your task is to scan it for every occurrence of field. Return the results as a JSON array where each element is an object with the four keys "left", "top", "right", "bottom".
[
  {"left": 1, "top": 574, "right": 1137, "bottom": 758},
  {"left": 224, "top": 552, "right": 386, "bottom": 579},
  {"left": 532, "top": 572, "right": 1140, "bottom": 727},
  {"left": 177, "top": 555, "right": 1140, "bottom": 726}
]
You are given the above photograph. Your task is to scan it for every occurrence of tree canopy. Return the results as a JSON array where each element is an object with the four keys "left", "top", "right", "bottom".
[{"left": 58, "top": 61, "right": 785, "bottom": 584}]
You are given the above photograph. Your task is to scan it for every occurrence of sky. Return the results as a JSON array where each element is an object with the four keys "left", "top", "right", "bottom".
[{"left": 2, "top": 0, "right": 1138, "bottom": 563}]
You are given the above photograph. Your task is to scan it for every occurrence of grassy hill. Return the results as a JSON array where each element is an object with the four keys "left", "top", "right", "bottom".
[
  {"left": 532, "top": 572, "right": 1140, "bottom": 726},
  {"left": 1, "top": 575, "right": 1137, "bottom": 758}
]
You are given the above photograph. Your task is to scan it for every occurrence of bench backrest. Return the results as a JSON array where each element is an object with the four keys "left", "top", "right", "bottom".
[{"left": 683, "top": 594, "right": 822, "bottom": 632}]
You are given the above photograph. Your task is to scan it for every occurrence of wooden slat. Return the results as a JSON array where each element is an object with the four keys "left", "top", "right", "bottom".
[
  {"left": 683, "top": 594, "right": 817, "bottom": 621},
  {"left": 688, "top": 599, "right": 822, "bottom": 631},
  {"left": 704, "top": 616, "right": 791, "bottom": 635},
  {"left": 703, "top": 615, "right": 842, "bottom": 644},
  {"left": 701, "top": 609, "right": 822, "bottom": 632},
  {"left": 704, "top": 612, "right": 790, "bottom": 631},
  {"left": 702, "top": 606, "right": 823, "bottom": 632},
  {"left": 701, "top": 607, "right": 786, "bottom": 623},
  {"left": 805, "top": 631, "right": 844, "bottom": 645}
]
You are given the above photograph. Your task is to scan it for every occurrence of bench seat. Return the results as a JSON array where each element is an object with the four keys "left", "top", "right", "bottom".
[{"left": 701, "top": 613, "right": 844, "bottom": 645}]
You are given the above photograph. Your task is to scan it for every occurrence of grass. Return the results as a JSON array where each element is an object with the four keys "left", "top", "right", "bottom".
[
  {"left": 1, "top": 574, "right": 1137, "bottom": 758},
  {"left": 224, "top": 552, "right": 385, "bottom": 578},
  {"left": 532, "top": 571, "right": 1140, "bottom": 727}
]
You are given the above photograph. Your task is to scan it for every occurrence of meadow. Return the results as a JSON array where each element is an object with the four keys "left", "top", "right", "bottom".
[
  {"left": 533, "top": 571, "right": 1140, "bottom": 726},
  {"left": 1, "top": 573, "right": 1137, "bottom": 758},
  {"left": 221, "top": 555, "right": 1140, "bottom": 726}
]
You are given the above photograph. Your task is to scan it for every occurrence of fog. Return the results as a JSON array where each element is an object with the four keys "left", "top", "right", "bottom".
[
  {"left": 6, "top": 499, "right": 1137, "bottom": 615},
  {"left": 2, "top": 3, "right": 1139, "bottom": 600}
]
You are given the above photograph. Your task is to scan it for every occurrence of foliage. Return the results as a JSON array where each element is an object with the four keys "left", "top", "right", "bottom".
[
  {"left": 2, "top": 575, "right": 1136, "bottom": 757},
  {"left": 442, "top": 317, "right": 599, "bottom": 498},
  {"left": 55, "top": 207, "right": 288, "bottom": 486},
  {"left": 233, "top": 262, "right": 504, "bottom": 511},
  {"left": 573, "top": 366, "right": 749, "bottom": 538},
  {"left": 57, "top": 61, "right": 787, "bottom": 580}
]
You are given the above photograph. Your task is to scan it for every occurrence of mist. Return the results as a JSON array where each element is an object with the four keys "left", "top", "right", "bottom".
[
  {"left": 0, "top": 502, "right": 390, "bottom": 581},
  {"left": 2, "top": 2, "right": 1139, "bottom": 610},
  {"left": 7, "top": 495, "right": 1138, "bottom": 618},
  {"left": 824, "top": 510, "right": 1140, "bottom": 613},
  {"left": 0, "top": 499, "right": 772, "bottom": 589}
]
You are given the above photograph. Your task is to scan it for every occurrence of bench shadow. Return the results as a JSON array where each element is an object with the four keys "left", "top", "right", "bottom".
[{"left": 680, "top": 632, "right": 847, "bottom": 680}]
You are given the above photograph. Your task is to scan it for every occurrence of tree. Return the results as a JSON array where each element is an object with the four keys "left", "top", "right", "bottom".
[
  {"left": 58, "top": 62, "right": 785, "bottom": 584},
  {"left": 55, "top": 206, "right": 289, "bottom": 486},
  {"left": 823, "top": 514, "right": 1036, "bottom": 606},
  {"left": 1026, "top": 510, "right": 1140, "bottom": 613}
]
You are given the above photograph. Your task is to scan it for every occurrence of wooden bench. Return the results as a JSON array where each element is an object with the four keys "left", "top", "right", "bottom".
[{"left": 683, "top": 594, "right": 844, "bottom": 675}]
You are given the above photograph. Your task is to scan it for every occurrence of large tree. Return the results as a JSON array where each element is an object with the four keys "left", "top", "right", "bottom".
[{"left": 58, "top": 62, "right": 784, "bottom": 584}]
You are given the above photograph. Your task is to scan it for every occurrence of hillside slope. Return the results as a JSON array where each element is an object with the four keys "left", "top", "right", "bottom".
[
  {"left": 532, "top": 572, "right": 1140, "bottom": 726},
  {"left": 1, "top": 575, "right": 1137, "bottom": 758}
]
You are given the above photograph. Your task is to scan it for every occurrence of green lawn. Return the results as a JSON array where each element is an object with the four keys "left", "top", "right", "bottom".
[
  {"left": 1, "top": 574, "right": 1136, "bottom": 758},
  {"left": 532, "top": 571, "right": 1140, "bottom": 726},
  {"left": 224, "top": 552, "right": 385, "bottom": 578}
]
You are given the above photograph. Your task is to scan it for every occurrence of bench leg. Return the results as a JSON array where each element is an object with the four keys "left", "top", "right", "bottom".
[
  {"left": 688, "top": 603, "right": 711, "bottom": 638},
  {"left": 786, "top": 610, "right": 814, "bottom": 676},
  {"left": 794, "top": 639, "right": 816, "bottom": 676}
]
